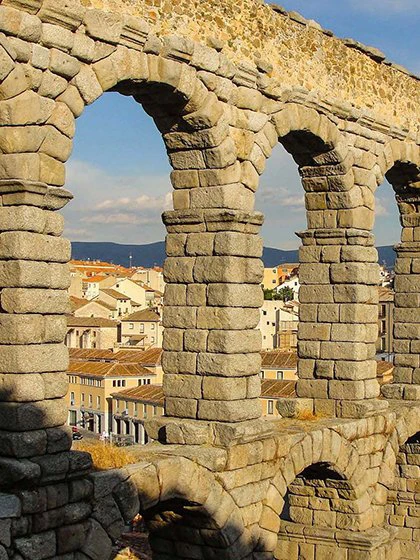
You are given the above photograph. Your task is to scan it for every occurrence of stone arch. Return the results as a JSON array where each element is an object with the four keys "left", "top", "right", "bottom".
[
  {"left": 377, "top": 144, "right": 420, "bottom": 402},
  {"left": 259, "top": 427, "right": 376, "bottom": 556},
  {"left": 0, "top": 41, "right": 236, "bottom": 203},
  {"left": 383, "top": 408, "right": 420, "bottom": 560},
  {"left": 91, "top": 456, "right": 253, "bottom": 560}
]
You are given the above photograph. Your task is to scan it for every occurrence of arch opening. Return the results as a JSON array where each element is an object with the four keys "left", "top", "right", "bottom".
[
  {"left": 379, "top": 158, "right": 420, "bottom": 401},
  {"left": 384, "top": 430, "right": 420, "bottom": 560}
]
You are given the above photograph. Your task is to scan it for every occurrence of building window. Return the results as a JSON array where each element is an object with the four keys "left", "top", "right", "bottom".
[
  {"left": 134, "top": 403, "right": 138, "bottom": 416},
  {"left": 81, "top": 393, "right": 85, "bottom": 403},
  {"left": 143, "top": 404, "right": 147, "bottom": 419},
  {"left": 129, "top": 323, "right": 134, "bottom": 329},
  {"left": 151, "top": 336, "right": 155, "bottom": 344},
  {"left": 97, "top": 396, "right": 100, "bottom": 409},
  {"left": 260, "top": 371, "right": 265, "bottom": 379},
  {"left": 122, "top": 380, "right": 126, "bottom": 387},
  {"left": 70, "top": 392, "right": 75, "bottom": 406},
  {"left": 88, "top": 394, "right": 92, "bottom": 407},
  {"left": 140, "top": 323, "right": 144, "bottom": 333},
  {"left": 276, "top": 371, "right": 284, "bottom": 380},
  {"left": 151, "top": 323, "right": 155, "bottom": 330},
  {"left": 268, "top": 400, "right": 274, "bottom": 415},
  {"left": 153, "top": 406, "right": 158, "bottom": 416}
]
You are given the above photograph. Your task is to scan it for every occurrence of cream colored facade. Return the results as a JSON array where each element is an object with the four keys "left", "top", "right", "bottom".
[
  {"left": 262, "top": 263, "right": 299, "bottom": 291},
  {"left": 82, "top": 275, "right": 117, "bottom": 300},
  {"left": 258, "top": 300, "right": 299, "bottom": 350},
  {"left": 120, "top": 310, "right": 163, "bottom": 349},
  {"left": 74, "top": 300, "right": 114, "bottom": 319},
  {"left": 111, "top": 278, "right": 149, "bottom": 309},
  {"left": 67, "top": 363, "right": 156, "bottom": 434},
  {"left": 110, "top": 385, "right": 164, "bottom": 444},
  {"left": 132, "top": 267, "right": 165, "bottom": 294},
  {"left": 65, "top": 318, "right": 118, "bottom": 349}
]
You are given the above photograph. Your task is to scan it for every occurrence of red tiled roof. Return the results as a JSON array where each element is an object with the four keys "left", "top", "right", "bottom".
[
  {"left": 67, "top": 317, "right": 117, "bottom": 328},
  {"left": 70, "top": 296, "right": 88, "bottom": 312},
  {"left": 69, "top": 348, "right": 115, "bottom": 360},
  {"left": 261, "top": 350, "right": 298, "bottom": 369},
  {"left": 111, "top": 384, "right": 164, "bottom": 406},
  {"left": 122, "top": 309, "right": 160, "bottom": 322},
  {"left": 68, "top": 347, "right": 163, "bottom": 366},
  {"left": 260, "top": 379, "right": 296, "bottom": 399},
  {"left": 100, "top": 288, "right": 130, "bottom": 300},
  {"left": 68, "top": 360, "right": 154, "bottom": 378}
]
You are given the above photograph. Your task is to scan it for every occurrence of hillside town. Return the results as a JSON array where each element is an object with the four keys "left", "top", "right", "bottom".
[{"left": 66, "top": 257, "right": 395, "bottom": 444}]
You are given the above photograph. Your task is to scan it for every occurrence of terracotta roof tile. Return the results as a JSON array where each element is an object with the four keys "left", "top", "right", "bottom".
[
  {"left": 261, "top": 350, "right": 298, "bottom": 369},
  {"left": 68, "top": 360, "right": 155, "bottom": 378},
  {"left": 111, "top": 384, "right": 164, "bottom": 405},
  {"left": 67, "top": 317, "right": 117, "bottom": 328},
  {"left": 122, "top": 309, "right": 160, "bottom": 322},
  {"left": 100, "top": 288, "right": 130, "bottom": 300},
  {"left": 260, "top": 379, "right": 297, "bottom": 399}
]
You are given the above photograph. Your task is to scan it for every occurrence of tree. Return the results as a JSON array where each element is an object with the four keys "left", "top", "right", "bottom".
[
  {"left": 263, "top": 289, "right": 274, "bottom": 300},
  {"left": 276, "top": 286, "right": 294, "bottom": 302}
]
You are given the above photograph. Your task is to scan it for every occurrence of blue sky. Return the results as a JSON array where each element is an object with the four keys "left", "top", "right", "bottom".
[{"left": 63, "top": 0, "right": 419, "bottom": 250}]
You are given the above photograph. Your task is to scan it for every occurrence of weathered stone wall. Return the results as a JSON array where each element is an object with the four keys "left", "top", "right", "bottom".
[
  {"left": 0, "top": 1, "right": 419, "bottom": 559},
  {"left": 77, "top": 0, "right": 420, "bottom": 134}
]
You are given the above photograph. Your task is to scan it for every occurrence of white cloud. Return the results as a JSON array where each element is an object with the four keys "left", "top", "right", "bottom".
[
  {"left": 62, "top": 159, "right": 172, "bottom": 243},
  {"left": 350, "top": 0, "right": 418, "bottom": 14},
  {"left": 375, "top": 197, "right": 389, "bottom": 217},
  {"left": 81, "top": 212, "right": 157, "bottom": 225},
  {"left": 97, "top": 193, "right": 170, "bottom": 211},
  {"left": 281, "top": 195, "right": 305, "bottom": 208}
]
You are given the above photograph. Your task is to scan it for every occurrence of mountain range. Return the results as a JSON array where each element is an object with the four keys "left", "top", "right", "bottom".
[{"left": 71, "top": 241, "right": 397, "bottom": 269}]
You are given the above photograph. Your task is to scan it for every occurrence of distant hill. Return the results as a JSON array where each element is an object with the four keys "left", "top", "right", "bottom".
[{"left": 71, "top": 241, "right": 397, "bottom": 269}]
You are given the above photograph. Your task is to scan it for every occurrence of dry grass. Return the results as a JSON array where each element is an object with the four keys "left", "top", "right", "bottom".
[{"left": 73, "top": 441, "right": 137, "bottom": 470}]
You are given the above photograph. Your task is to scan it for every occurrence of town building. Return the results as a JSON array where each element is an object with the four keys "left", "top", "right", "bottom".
[
  {"left": 131, "top": 266, "right": 165, "bottom": 293},
  {"left": 81, "top": 274, "right": 117, "bottom": 300},
  {"left": 377, "top": 287, "right": 395, "bottom": 359},
  {"left": 65, "top": 317, "right": 119, "bottom": 349},
  {"left": 260, "top": 349, "right": 298, "bottom": 380},
  {"left": 67, "top": 355, "right": 157, "bottom": 434},
  {"left": 262, "top": 263, "right": 299, "bottom": 291},
  {"left": 120, "top": 309, "right": 162, "bottom": 349},
  {"left": 99, "top": 288, "right": 140, "bottom": 319},
  {"left": 110, "top": 384, "right": 164, "bottom": 444},
  {"left": 258, "top": 300, "right": 299, "bottom": 350}
]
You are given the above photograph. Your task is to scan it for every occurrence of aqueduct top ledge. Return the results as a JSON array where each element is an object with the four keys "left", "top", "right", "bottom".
[{"left": 11, "top": 0, "right": 417, "bottom": 136}]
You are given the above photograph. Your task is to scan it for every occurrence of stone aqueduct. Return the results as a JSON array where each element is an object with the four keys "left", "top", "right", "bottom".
[{"left": 0, "top": 0, "right": 419, "bottom": 558}]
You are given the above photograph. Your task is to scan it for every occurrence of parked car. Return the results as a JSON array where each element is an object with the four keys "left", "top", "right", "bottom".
[{"left": 72, "top": 426, "right": 83, "bottom": 441}]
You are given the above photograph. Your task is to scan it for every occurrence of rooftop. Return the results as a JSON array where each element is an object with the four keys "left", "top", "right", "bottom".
[
  {"left": 100, "top": 288, "right": 131, "bottom": 300},
  {"left": 67, "top": 317, "right": 118, "bottom": 328},
  {"left": 111, "top": 384, "right": 164, "bottom": 406},
  {"left": 122, "top": 309, "right": 161, "bottom": 322},
  {"left": 68, "top": 347, "right": 163, "bottom": 365},
  {"left": 261, "top": 350, "right": 298, "bottom": 369},
  {"left": 68, "top": 360, "right": 154, "bottom": 378}
]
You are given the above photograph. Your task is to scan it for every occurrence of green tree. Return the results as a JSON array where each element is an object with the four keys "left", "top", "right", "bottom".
[{"left": 276, "top": 286, "right": 294, "bottom": 302}]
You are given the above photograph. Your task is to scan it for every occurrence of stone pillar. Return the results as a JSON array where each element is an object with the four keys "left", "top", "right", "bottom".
[
  {"left": 280, "top": 228, "right": 387, "bottom": 419},
  {"left": 147, "top": 208, "right": 268, "bottom": 445},
  {"left": 0, "top": 180, "right": 91, "bottom": 486},
  {"left": 383, "top": 240, "right": 420, "bottom": 401}
]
